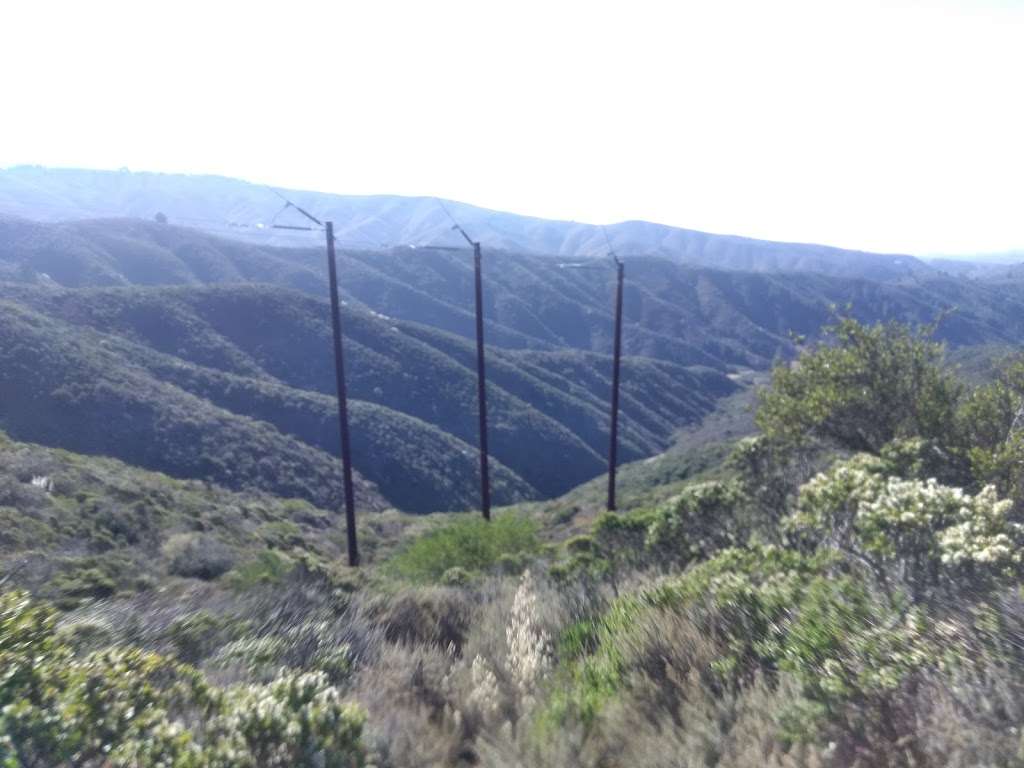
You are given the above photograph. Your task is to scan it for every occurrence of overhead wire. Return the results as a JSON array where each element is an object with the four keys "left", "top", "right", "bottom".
[{"left": 434, "top": 197, "right": 476, "bottom": 248}]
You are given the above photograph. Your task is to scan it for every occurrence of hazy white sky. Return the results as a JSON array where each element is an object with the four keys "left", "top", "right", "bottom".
[{"left": 2, "top": 0, "right": 1022, "bottom": 254}]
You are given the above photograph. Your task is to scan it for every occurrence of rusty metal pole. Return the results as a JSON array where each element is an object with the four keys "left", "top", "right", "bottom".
[
  {"left": 607, "top": 258, "right": 624, "bottom": 511},
  {"left": 473, "top": 241, "right": 492, "bottom": 520},
  {"left": 325, "top": 222, "right": 359, "bottom": 565}
]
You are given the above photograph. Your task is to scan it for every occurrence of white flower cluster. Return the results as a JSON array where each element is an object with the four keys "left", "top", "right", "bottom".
[
  {"left": 466, "top": 654, "right": 502, "bottom": 720},
  {"left": 798, "top": 458, "right": 887, "bottom": 520},
  {"left": 858, "top": 476, "right": 965, "bottom": 531},
  {"left": 505, "top": 569, "right": 551, "bottom": 695},
  {"left": 797, "top": 454, "right": 1022, "bottom": 577},
  {"left": 938, "top": 485, "right": 1019, "bottom": 567},
  {"left": 213, "top": 669, "right": 363, "bottom": 766}
]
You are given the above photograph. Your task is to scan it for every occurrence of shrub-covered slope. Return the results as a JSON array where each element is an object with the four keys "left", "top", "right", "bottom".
[
  {"left": 4, "top": 216, "right": 1024, "bottom": 370},
  {"left": 0, "top": 286, "right": 733, "bottom": 510},
  {"left": 0, "top": 301, "right": 388, "bottom": 512}
]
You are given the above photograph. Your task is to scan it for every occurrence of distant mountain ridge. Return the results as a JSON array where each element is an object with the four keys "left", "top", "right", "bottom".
[{"left": 1, "top": 165, "right": 936, "bottom": 279}]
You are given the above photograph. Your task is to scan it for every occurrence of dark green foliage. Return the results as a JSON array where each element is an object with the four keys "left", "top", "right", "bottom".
[
  {"left": 755, "top": 318, "right": 1024, "bottom": 508},
  {"left": 167, "top": 611, "right": 225, "bottom": 663},
  {"left": 0, "top": 284, "right": 736, "bottom": 510},
  {"left": 50, "top": 566, "right": 117, "bottom": 601},
  {"left": 956, "top": 355, "right": 1024, "bottom": 504},
  {"left": 757, "top": 317, "right": 964, "bottom": 457}
]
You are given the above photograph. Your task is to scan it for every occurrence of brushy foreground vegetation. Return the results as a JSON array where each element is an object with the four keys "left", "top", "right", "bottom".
[{"left": 3, "top": 317, "right": 1024, "bottom": 766}]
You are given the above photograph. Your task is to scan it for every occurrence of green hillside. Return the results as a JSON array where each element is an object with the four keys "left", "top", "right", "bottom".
[
  {"left": 0, "top": 431, "right": 367, "bottom": 603},
  {"left": 0, "top": 284, "right": 733, "bottom": 510},
  {"left": 0, "top": 300, "right": 388, "bottom": 513},
  {"left": 3, "top": 214, "right": 1024, "bottom": 513},
  {"left": 4, "top": 216, "right": 1024, "bottom": 372}
]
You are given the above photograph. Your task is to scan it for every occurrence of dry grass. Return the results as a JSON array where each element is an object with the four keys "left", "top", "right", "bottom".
[{"left": 35, "top": 549, "right": 1024, "bottom": 768}]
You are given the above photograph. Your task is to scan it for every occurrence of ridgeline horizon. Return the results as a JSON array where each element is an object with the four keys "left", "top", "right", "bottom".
[{"left": 4, "top": 164, "right": 1022, "bottom": 263}]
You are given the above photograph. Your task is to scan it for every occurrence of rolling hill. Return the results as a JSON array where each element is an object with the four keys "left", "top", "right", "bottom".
[
  {"left": 0, "top": 284, "right": 735, "bottom": 511},
  {"left": 4, "top": 215, "right": 1024, "bottom": 373}
]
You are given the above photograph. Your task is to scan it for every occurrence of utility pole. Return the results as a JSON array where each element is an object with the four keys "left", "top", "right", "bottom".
[
  {"left": 607, "top": 256, "right": 624, "bottom": 511},
  {"left": 271, "top": 193, "right": 360, "bottom": 566},
  {"left": 558, "top": 245, "right": 626, "bottom": 512},
  {"left": 428, "top": 200, "right": 492, "bottom": 520},
  {"left": 471, "top": 240, "right": 492, "bottom": 519},
  {"left": 325, "top": 222, "right": 360, "bottom": 565}
]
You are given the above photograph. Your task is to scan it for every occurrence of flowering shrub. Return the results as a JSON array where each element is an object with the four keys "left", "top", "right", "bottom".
[
  {"left": 209, "top": 671, "right": 365, "bottom": 767},
  {"left": 466, "top": 654, "right": 502, "bottom": 721},
  {"left": 792, "top": 453, "right": 1022, "bottom": 599},
  {"left": 644, "top": 481, "right": 744, "bottom": 568},
  {"left": 0, "top": 590, "right": 366, "bottom": 767}
]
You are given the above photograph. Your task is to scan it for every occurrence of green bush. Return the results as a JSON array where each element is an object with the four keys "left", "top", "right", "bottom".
[
  {"left": 163, "top": 533, "right": 235, "bottom": 580},
  {"left": 387, "top": 512, "right": 540, "bottom": 583},
  {"left": 224, "top": 549, "right": 295, "bottom": 591},
  {"left": 0, "top": 590, "right": 367, "bottom": 767},
  {"left": 757, "top": 317, "right": 965, "bottom": 470},
  {"left": 167, "top": 611, "right": 225, "bottom": 664},
  {"left": 545, "top": 545, "right": 819, "bottom": 728},
  {"left": 441, "top": 566, "right": 473, "bottom": 586},
  {"left": 957, "top": 356, "right": 1024, "bottom": 504},
  {"left": 258, "top": 520, "right": 304, "bottom": 549},
  {"left": 48, "top": 559, "right": 123, "bottom": 608},
  {"left": 644, "top": 481, "right": 744, "bottom": 568}
]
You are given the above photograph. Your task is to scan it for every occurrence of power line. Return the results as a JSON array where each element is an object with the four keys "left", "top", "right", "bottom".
[{"left": 557, "top": 231, "right": 626, "bottom": 510}]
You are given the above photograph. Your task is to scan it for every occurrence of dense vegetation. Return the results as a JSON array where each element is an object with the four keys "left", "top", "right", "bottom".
[
  {"left": 3, "top": 317, "right": 1024, "bottom": 766},
  {"left": 4, "top": 214, "right": 1024, "bottom": 372},
  {"left": 0, "top": 281, "right": 733, "bottom": 511},
  {"left": 4, "top": 208, "right": 1024, "bottom": 514}
]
